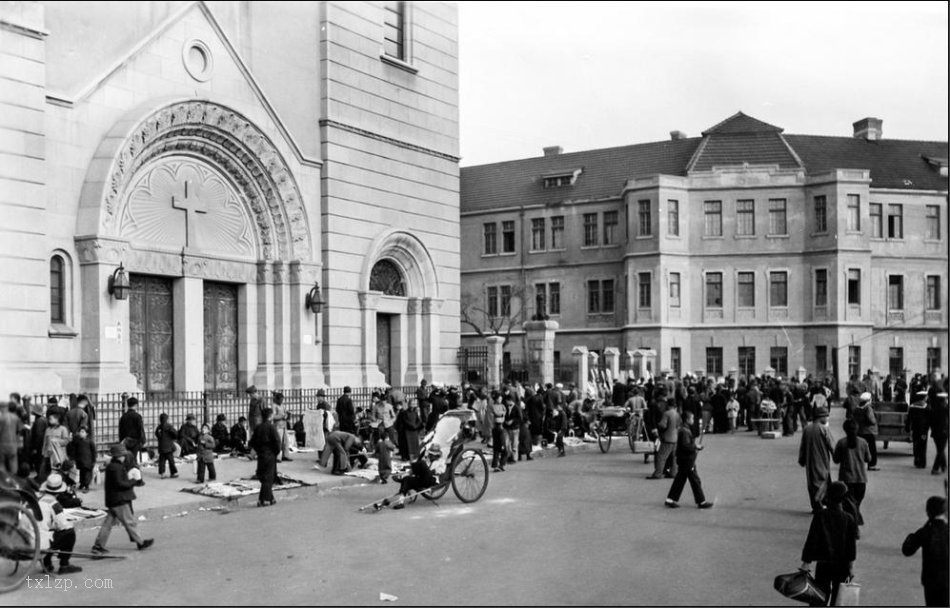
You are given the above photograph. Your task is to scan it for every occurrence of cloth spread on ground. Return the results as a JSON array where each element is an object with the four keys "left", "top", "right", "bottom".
[
  {"left": 564, "top": 436, "right": 587, "bottom": 448},
  {"left": 63, "top": 507, "right": 107, "bottom": 522},
  {"left": 179, "top": 474, "right": 312, "bottom": 499}
]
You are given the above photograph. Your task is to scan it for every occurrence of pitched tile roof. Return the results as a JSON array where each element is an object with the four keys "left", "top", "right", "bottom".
[
  {"left": 701, "top": 111, "right": 784, "bottom": 135},
  {"left": 688, "top": 132, "right": 802, "bottom": 172}
]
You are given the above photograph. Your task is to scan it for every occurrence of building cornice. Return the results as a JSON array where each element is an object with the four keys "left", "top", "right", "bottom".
[{"left": 320, "top": 119, "right": 460, "bottom": 163}]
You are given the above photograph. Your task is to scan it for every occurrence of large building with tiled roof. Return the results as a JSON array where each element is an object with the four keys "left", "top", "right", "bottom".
[{"left": 460, "top": 112, "right": 948, "bottom": 391}]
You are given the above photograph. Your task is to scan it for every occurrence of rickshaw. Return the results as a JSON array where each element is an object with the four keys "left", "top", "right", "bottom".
[
  {"left": 0, "top": 475, "right": 42, "bottom": 592},
  {"left": 590, "top": 402, "right": 655, "bottom": 461},
  {"left": 361, "top": 409, "right": 489, "bottom": 510}
]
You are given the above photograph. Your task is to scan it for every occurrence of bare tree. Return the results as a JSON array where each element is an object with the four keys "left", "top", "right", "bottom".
[{"left": 460, "top": 285, "right": 527, "bottom": 348}]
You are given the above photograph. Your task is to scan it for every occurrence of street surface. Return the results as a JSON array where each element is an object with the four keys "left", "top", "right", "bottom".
[{"left": 9, "top": 411, "right": 946, "bottom": 606}]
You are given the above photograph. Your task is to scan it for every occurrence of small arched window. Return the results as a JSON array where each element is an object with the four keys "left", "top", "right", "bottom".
[
  {"left": 370, "top": 259, "right": 406, "bottom": 296},
  {"left": 50, "top": 255, "right": 65, "bottom": 324}
]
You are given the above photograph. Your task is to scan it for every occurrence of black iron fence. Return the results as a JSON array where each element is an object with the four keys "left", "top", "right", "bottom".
[
  {"left": 33, "top": 386, "right": 419, "bottom": 450},
  {"left": 458, "top": 346, "right": 492, "bottom": 385}
]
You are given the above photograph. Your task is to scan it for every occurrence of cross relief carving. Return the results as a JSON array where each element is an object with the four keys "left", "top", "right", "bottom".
[{"left": 171, "top": 180, "right": 207, "bottom": 248}]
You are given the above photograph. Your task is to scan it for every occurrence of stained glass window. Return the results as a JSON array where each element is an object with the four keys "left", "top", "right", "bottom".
[{"left": 370, "top": 260, "right": 406, "bottom": 296}]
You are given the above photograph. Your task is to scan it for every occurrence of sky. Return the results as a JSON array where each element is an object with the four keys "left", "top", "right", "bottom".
[{"left": 457, "top": 1, "right": 949, "bottom": 167}]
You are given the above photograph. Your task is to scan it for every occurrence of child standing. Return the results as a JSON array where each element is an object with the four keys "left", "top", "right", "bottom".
[
  {"left": 196, "top": 423, "right": 216, "bottom": 484},
  {"left": 66, "top": 427, "right": 96, "bottom": 492},
  {"left": 42, "top": 412, "right": 70, "bottom": 479},
  {"left": 154, "top": 413, "right": 179, "bottom": 479},
  {"left": 375, "top": 423, "right": 395, "bottom": 484},
  {"left": 726, "top": 396, "right": 740, "bottom": 433}
]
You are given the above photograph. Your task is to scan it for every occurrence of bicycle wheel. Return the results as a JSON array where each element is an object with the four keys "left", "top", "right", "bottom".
[
  {"left": 451, "top": 449, "right": 489, "bottom": 503},
  {"left": 422, "top": 481, "right": 449, "bottom": 500},
  {"left": 628, "top": 417, "right": 640, "bottom": 452},
  {"left": 0, "top": 502, "right": 41, "bottom": 593},
  {"left": 597, "top": 421, "right": 612, "bottom": 453}
]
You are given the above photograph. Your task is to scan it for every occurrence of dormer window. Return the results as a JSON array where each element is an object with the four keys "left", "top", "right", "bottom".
[
  {"left": 923, "top": 155, "right": 948, "bottom": 177},
  {"left": 541, "top": 168, "right": 582, "bottom": 189}
]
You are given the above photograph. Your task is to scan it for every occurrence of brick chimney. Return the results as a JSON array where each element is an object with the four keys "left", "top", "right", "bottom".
[
  {"left": 670, "top": 130, "right": 687, "bottom": 140},
  {"left": 853, "top": 117, "right": 883, "bottom": 141},
  {"left": 542, "top": 145, "right": 563, "bottom": 157}
]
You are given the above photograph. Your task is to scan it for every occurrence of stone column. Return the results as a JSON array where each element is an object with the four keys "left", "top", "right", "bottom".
[
  {"left": 421, "top": 298, "right": 443, "bottom": 382},
  {"left": 404, "top": 298, "right": 423, "bottom": 384},
  {"left": 288, "top": 261, "right": 324, "bottom": 388},
  {"left": 572, "top": 346, "right": 589, "bottom": 395},
  {"left": 357, "top": 291, "right": 386, "bottom": 387},
  {"left": 253, "top": 262, "right": 275, "bottom": 389},
  {"left": 173, "top": 275, "right": 204, "bottom": 391},
  {"left": 485, "top": 334, "right": 505, "bottom": 389},
  {"left": 523, "top": 320, "right": 559, "bottom": 387},
  {"left": 272, "top": 261, "right": 290, "bottom": 387},
  {"left": 604, "top": 347, "right": 621, "bottom": 381}
]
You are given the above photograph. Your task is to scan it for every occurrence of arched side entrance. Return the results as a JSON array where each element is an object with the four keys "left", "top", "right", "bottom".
[
  {"left": 74, "top": 100, "right": 322, "bottom": 392},
  {"left": 357, "top": 230, "right": 442, "bottom": 386}
]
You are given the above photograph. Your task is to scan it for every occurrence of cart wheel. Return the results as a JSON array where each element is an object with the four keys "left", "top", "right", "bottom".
[
  {"left": 423, "top": 481, "right": 449, "bottom": 501},
  {"left": 0, "top": 502, "right": 41, "bottom": 593},
  {"left": 451, "top": 449, "right": 489, "bottom": 503},
  {"left": 597, "top": 422, "right": 612, "bottom": 453}
]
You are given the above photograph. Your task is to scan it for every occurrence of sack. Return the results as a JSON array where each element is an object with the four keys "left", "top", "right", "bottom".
[
  {"left": 774, "top": 569, "right": 828, "bottom": 605},
  {"left": 633, "top": 440, "right": 655, "bottom": 453},
  {"left": 835, "top": 581, "right": 860, "bottom": 606}
]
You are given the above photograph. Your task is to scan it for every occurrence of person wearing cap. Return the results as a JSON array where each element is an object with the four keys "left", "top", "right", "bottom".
[
  {"left": 178, "top": 414, "right": 200, "bottom": 457},
  {"left": 852, "top": 392, "right": 880, "bottom": 471},
  {"left": 664, "top": 410, "right": 714, "bottom": 509},
  {"left": 336, "top": 386, "right": 356, "bottom": 435},
  {"left": 38, "top": 472, "right": 82, "bottom": 575},
  {"left": 155, "top": 412, "right": 179, "bottom": 478},
  {"left": 800, "top": 481, "right": 858, "bottom": 606},
  {"left": 247, "top": 385, "right": 263, "bottom": 434},
  {"left": 930, "top": 391, "right": 949, "bottom": 476},
  {"left": 91, "top": 443, "right": 154, "bottom": 556},
  {"left": 118, "top": 396, "right": 146, "bottom": 464},
  {"left": 230, "top": 416, "right": 250, "bottom": 457},
  {"left": 901, "top": 495, "right": 949, "bottom": 607},
  {"left": 799, "top": 406, "right": 835, "bottom": 512},
  {"left": 907, "top": 391, "right": 932, "bottom": 469}
]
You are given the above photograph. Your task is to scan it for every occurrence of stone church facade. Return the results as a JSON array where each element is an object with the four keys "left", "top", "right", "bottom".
[{"left": 0, "top": 1, "right": 460, "bottom": 394}]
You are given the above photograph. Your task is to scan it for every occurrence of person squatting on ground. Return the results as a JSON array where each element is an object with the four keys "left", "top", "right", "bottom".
[
  {"left": 800, "top": 481, "right": 858, "bottom": 607},
  {"left": 37, "top": 472, "right": 82, "bottom": 575},
  {"left": 91, "top": 442, "right": 153, "bottom": 557},
  {"left": 902, "top": 495, "right": 949, "bottom": 607},
  {"left": 664, "top": 411, "right": 713, "bottom": 509}
]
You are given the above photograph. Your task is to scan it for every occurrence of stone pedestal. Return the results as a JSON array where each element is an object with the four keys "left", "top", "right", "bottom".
[
  {"left": 796, "top": 366, "right": 807, "bottom": 382},
  {"left": 631, "top": 348, "right": 657, "bottom": 380},
  {"left": 572, "top": 346, "right": 589, "bottom": 395},
  {"left": 604, "top": 347, "right": 621, "bottom": 381},
  {"left": 485, "top": 335, "right": 505, "bottom": 389},
  {"left": 523, "top": 320, "right": 558, "bottom": 387}
]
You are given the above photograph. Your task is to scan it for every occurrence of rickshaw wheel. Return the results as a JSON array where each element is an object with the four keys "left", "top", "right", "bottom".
[
  {"left": 451, "top": 449, "right": 489, "bottom": 503},
  {"left": 422, "top": 482, "right": 449, "bottom": 501},
  {"left": 0, "top": 502, "right": 41, "bottom": 593},
  {"left": 597, "top": 421, "right": 612, "bottom": 453}
]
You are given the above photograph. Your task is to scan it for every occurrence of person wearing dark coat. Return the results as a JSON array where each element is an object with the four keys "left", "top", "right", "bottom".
[
  {"left": 428, "top": 389, "right": 449, "bottom": 431},
  {"left": 800, "top": 481, "right": 858, "bottom": 607},
  {"left": 799, "top": 407, "right": 835, "bottom": 512},
  {"left": 336, "top": 386, "right": 357, "bottom": 435},
  {"left": 525, "top": 389, "right": 545, "bottom": 447},
  {"left": 249, "top": 408, "right": 280, "bottom": 506},
  {"left": 930, "top": 392, "right": 948, "bottom": 475},
  {"left": 711, "top": 387, "right": 729, "bottom": 434},
  {"left": 66, "top": 427, "right": 96, "bottom": 491},
  {"left": 211, "top": 414, "right": 230, "bottom": 453},
  {"left": 502, "top": 396, "right": 523, "bottom": 465},
  {"left": 545, "top": 401, "right": 568, "bottom": 456},
  {"left": 118, "top": 397, "right": 146, "bottom": 463},
  {"left": 907, "top": 392, "right": 931, "bottom": 469},
  {"left": 402, "top": 402, "right": 423, "bottom": 461},
  {"left": 29, "top": 403, "right": 47, "bottom": 476},
  {"left": 154, "top": 413, "right": 178, "bottom": 478},
  {"left": 91, "top": 443, "right": 153, "bottom": 555},
  {"left": 65, "top": 400, "right": 88, "bottom": 437},
  {"left": 665, "top": 411, "right": 713, "bottom": 509},
  {"left": 230, "top": 417, "right": 250, "bottom": 456},
  {"left": 45, "top": 397, "right": 66, "bottom": 426},
  {"left": 247, "top": 385, "right": 263, "bottom": 434},
  {"left": 902, "top": 495, "right": 949, "bottom": 608},
  {"left": 178, "top": 415, "right": 200, "bottom": 457},
  {"left": 611, "top": 379, "right": 627, "bottom": 407}
]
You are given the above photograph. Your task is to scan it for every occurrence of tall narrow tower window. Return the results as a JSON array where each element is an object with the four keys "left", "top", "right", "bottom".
[{"left": 384, "top": 2, "right": 407, "bottom": 61}]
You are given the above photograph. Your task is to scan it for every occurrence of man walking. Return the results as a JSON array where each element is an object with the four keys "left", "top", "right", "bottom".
[
  {"left": 930, "top": 392, "right": 948, "bottom": 476},
  {"left": 647, "top": 398, "right": 680, "bottom": 479},
  {"left": 118, "top": 397, "right": 146, "bottom": 464},
  {"left": 336, "top": 386, "right": 356, "bottom": 435},
  {"left": 902, "top": 496, "right": 949, "bottom": 607},
  {"left": 799, "top": 406, "right": 835, "bottom": 512},
  {"left": 92, "top": 443, "right": 153, "bottom": 556},
  {"left": 665, "top": 411, "right": 713, "bottom": 509}
]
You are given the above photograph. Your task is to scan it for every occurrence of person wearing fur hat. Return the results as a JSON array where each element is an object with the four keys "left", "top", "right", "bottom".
[
  {"left": 800, "top": 481, "right": 858, "bottom": 606},
  {"left": 38, "top": 473, "right": 82, "bottom": 575},
  {"left": 91, "top": 443, "right": 154, "bottom": 556},
  {"left": 852, "top": 392, "right": 880, "bottom": 471},
  {"left": 799, "top": 406, "right": 835, "bottom": 512}
]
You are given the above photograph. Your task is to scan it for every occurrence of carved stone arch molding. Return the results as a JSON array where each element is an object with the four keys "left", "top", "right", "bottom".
[
  {"left": 361, "top": 229, "right": 440, "bottom": 299},
  {"left": 78, "top": 100, "right": 312, "bottom": 261}
]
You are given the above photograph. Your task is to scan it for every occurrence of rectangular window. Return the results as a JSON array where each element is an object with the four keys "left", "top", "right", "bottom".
[
  {"left": 50, "top": 257, "right": 64, "bottom": 324},
  {"left": 927, "top": 276, "right": 941, "bottom": 310},
  {"left": 889, "top": 347, "right": 904, "bottom": 378},
  {"left": 669, "top": 273, "right": 681, "bottom": 308},
  {"left": 768, "top": 198, "right": 787, "bottom": 235},
  {"left": 587, "top": 280, "right": 600, "bottom": 313},
  {"left": 487, "top": 286, "right": 498, "bottom": 317},
  {"left": 483, "top": 223, "right": 497, "bottom": 255},
  {"left": 706, "top": 347, "right": 723, "bottom": 377},
  {"left": 549, "top": 282, "right": 560, "bottom": 315},
  {"left": 769, "top": 271, "right": 788, "bottom": 307},
  {"left": 814, "top": 195, "right": 827, "bottom": 233},
  {"left": 604, "top": 211, "right": 619, "bottom": 245},
  {"left": 500, "top": 285, "right": 511, "bottom": 316},
  {"left": 770, "top": 346, "right": 788, "bottom": 377},
  {"left": 927, "top": 347, "right": 941, "bottom": 375},
  {"left": 927, "top": 205, "right": 941, "bottom": 240},
  {"left": 870, "top": 203, "right": 883, "bottom": 238},
  {"left": 736, "top": 199, "right": 755, "bottom": 236},
  {"left": 668, "top": 200, "right": 679, "bottom": 236},
  {"left": 704, "top": 201, "right": 722, "bottom": 237},
  {"left": 583, "top": 213, "right": 598, "bottom": 247},
  {"left": 887, "top": 204, "right": 903, "bottom": 239},
  {"left": 550, "top": 216, "right": 564, "bottom": 249},
  {"left": 737, "top": 272, "right": 755, "bottom": 307},
  {"left": 847, "top": 194, "right": 861, "bottom": 231},
  {"left": 848, "top": 346, "right": 861, "bottom": 379},
  {"left": 847, "top": 269, "right": 861, "bottom": 305},
  {"left": 738, "top": 347, "right": 756, "bottom": 377},
  {"left": 502, "top": 220, "right": 516, "bottom": 253},
  {"left": 531, "top": 218, "right": 545, "bottom": 251},
  {"left": 816, "top": 346, "right": 827, "bottom": 374},
  {"left": 888, "top": 275, "right": 904, "bottom": 310},
  {"left": 637, "top": 200, "right": 651, "bottom": 237},
  {"left": 383, "top": 1, "right": 406, "bottom": 60},
  {"left": 670, "top": 347, "right": 682, "bottom": 377},
  {"left": 705, "top": 272, "right": 723, "bottom": 308},
  {"left": 815, "top": 269, "right": 828, "bottom": 307},
  {"left": 602, "top": 279, "right": 615, "bottom": 313},
  {"left": 638, "top": 273, "right": 651, "bottom": 308}
]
